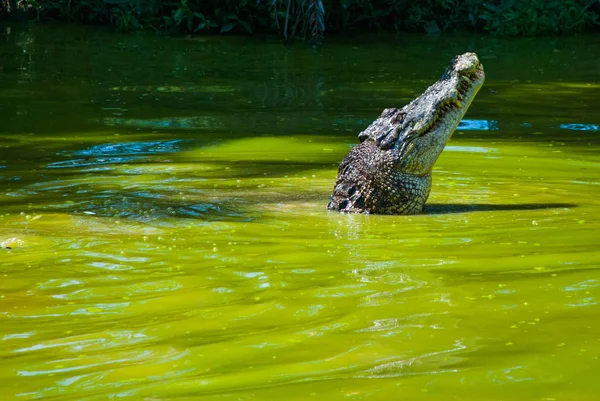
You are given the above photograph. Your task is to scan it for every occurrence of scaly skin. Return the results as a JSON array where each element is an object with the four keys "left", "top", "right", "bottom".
[{"left": 328, "top": 52, "right": 485, "bottom": 215}]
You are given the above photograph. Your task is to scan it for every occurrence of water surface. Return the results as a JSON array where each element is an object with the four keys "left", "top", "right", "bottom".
[{"left": 1, "top": 24, "right": 600, "bottom": 400}]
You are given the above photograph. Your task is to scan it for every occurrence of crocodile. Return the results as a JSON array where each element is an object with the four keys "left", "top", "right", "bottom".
[{"left": 327, "top": 52, "right": 485, "bottom": 215}]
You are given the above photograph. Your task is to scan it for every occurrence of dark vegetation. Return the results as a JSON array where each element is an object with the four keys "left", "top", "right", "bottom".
[{"left": 1, "top": 0, "right": 599, "bottom": 45}]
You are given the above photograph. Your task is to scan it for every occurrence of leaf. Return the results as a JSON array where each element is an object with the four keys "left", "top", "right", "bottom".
[
  {"left": 239, "top": 20, "right": 253, "bottom": 33},
  {"left": 482, "top": 3, "right": 498, "bottom": 12},
  {"left": 220, "top": 22, "right": 237, "bottom": 32},
  {"left": 173, "top": 7, "right": 184, "bottom": 24}
]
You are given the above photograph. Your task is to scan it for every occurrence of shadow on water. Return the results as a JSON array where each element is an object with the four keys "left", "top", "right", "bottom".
[{"left": 425, "top": 203, "right": 576, "bottom": 215}]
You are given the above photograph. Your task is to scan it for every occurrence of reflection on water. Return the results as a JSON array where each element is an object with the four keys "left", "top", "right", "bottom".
[
  {"left": 458, "top": 119, "right": 498, "bottom": 131},
  {"left": 69, "top": 140, "right": 186, "bottom": 157},
  {"left": 561, "top": 123, "right": 599, "bottom": 132},
  {"left": 101, "top": 116, "right": 225, "bottom": 130},
  {"left": 48, "top": 140, "right": 186, "bottom": 169},
  {"left": 1, "top": 24, "right": 600, "bottom": 401},
  {"left": 102, "top": 116, "right": 505, "bottom": 132},
  {"left": 101, "top": 115, "right": 599, "bottom": 136}
]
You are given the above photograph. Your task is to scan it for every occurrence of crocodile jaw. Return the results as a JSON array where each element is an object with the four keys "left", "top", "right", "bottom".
[{"left": 396, "top": 53, "right": 485, "bottom": 176}]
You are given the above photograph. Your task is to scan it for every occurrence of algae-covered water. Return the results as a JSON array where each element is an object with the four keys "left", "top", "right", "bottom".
[{"left": 1, "top": 24, "right": 600, "bottom": 400}]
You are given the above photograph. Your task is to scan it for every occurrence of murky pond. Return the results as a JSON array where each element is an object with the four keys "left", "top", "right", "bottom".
[{"left": 1, "top": 24, "right": 600, "bottom": 400}]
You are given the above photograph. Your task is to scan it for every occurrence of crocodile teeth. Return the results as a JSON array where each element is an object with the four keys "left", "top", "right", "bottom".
[{"left": 452, "top": 99, "right": 463, "bottom": 108}]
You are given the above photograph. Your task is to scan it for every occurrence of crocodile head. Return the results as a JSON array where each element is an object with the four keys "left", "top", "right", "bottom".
[
  {"left": 359, "top": 52, "right": 485, "bottom": 175},
  {"left": 328, "top": 53, "right": 485, "bottom": 214}
]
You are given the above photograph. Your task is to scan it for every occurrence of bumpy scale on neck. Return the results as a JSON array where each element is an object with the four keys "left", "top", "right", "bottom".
[{"left": 327, "top": 140, "right": 432, "bottom": 214}]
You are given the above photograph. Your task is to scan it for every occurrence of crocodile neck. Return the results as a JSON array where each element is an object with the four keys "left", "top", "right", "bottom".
[{"left": 328, "top": 140, "right": 432, "bottom": 214}]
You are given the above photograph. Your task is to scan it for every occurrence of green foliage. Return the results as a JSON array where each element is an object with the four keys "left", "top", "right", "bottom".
[
  {"left": 477, "top": 0, "right": 599, "bottom": 35},
  {"left": 110, "top": 6, "right": 139, "bottom": 32},
  {"left": 402, "top": 0, "right": 599, "bottom": 35},
  {"left": 158, "top": 0, "right": 262, "bottom": 34},
  {"left": 1, "top": 0, "right": 599, "bottom": 42}
]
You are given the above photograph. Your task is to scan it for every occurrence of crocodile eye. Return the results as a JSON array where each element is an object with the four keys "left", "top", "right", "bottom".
[
  {"left": 381, "top": 108, "right": 398, "bottom": 118},
  {"left": 377, "top": 127, "right": 398, "bottom": 150}
]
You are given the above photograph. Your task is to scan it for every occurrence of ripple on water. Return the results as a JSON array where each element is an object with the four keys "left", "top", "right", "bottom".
[
  {"left": 2, "top": 29, "right": 600, "bottom": 401},
  {"left": 46, "top": 140, "right": 186, "bottom": 169}
]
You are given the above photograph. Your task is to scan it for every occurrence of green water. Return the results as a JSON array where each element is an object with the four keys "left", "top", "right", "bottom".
[{"left": 1, "top": 24, "right": 600, "bottom": 400}]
